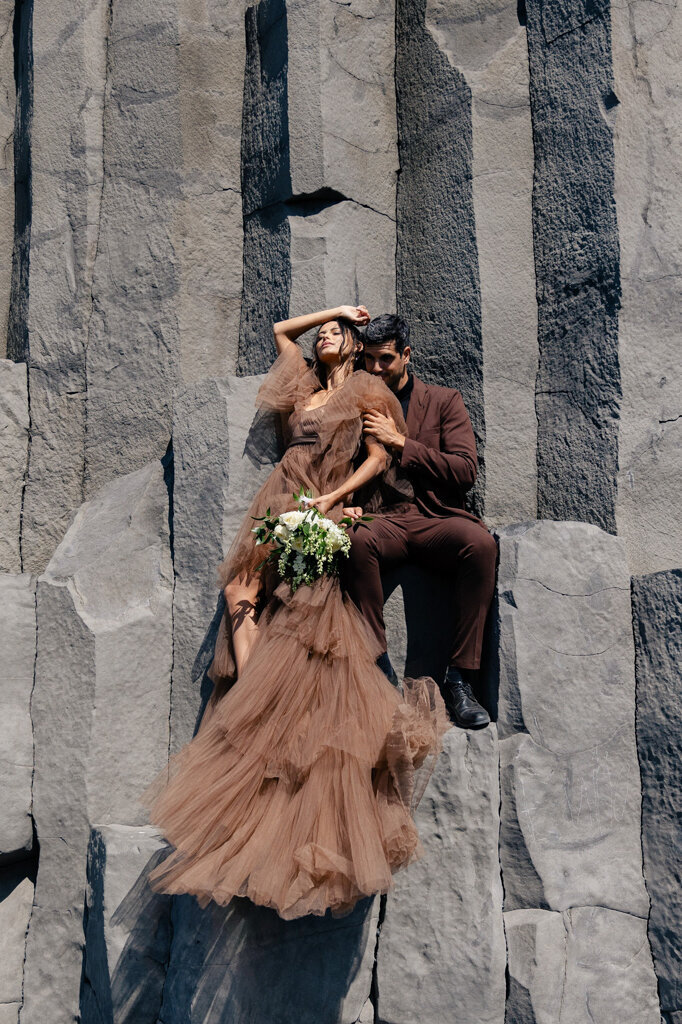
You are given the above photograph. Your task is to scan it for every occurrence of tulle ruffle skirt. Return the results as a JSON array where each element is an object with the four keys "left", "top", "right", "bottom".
[{"left": 143, "top": 576, "right": 450, "bottom": 920}]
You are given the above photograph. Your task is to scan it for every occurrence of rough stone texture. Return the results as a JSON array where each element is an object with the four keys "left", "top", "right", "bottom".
[
  {"left": 0, "top": 0, "right": 14, "bottom": 358},
  {"left": 160, "top": 894, "right": 378, "bottom": 1024},
  {"left": 376, "top": 727, "right": 506, "bottom": 1024},
  {"left": 505, "top": 906, "right": 660, "bottom": 1024},
  {"left": 632, "top": 570, "right": 682, "bottom": 1019},
  {"left": 21, "top": 463, "right": 172, "bottom": 1024},
  {"left": 176, "top": 0, "right": 245, "bottom": 382},
  {"left": 0, "top": 864, "right": 35, "bottom": 1024},
  {"left": 20, "top": 0, "right": 108, "bottom": 572},
  {"left": 0, "top": 574, "right": 35, "bottom": 863},
  {"left": 395, "top": 0, "right": 485, "bottom": 517},
  {"left": 238, "top": 0, "right": 397, "bottom": 375},
  {"left": 83, "top": 1, "right": 180, "bottom": 496},
  {"left": 497, "top": 521, "right": 650, "bottom": 917},
  {"left": 0, "top": 361, "right": 29, "bottom": 573},
  {"left": 171, "top": 375, "right": 270, "bottom": 752},
  {"left": 79, "top": 825, "right": 171, "bottom": 1024},
  {"left": 526, "top": 0, "right": 622, "bottom": 533},
  {"left": 612, "top": 0, "right": 682, "bottom": 574},
  {"left": 425, "top": 0, "right": 538, "bottom": 527}
]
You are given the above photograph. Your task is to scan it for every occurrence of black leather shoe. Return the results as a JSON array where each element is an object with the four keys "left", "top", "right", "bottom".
[
  {"left": 377, "top": 651, "right": 399, "bottom": 688},
  {"left": 442, "top": 668, "right": 490, "bottom": 729}
]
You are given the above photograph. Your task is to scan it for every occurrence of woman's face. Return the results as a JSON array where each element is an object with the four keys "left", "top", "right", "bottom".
[{"left": 315, "top": 321, "right": 352, "bottom": 366}]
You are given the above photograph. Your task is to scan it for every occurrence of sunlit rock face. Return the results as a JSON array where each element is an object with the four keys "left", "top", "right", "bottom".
[{"left": 0, "top": 0, "right": 679, "bottom": 1019}]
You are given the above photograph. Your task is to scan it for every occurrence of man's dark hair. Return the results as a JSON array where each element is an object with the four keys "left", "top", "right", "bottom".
[{"left": 364, "top": 313, "right": 410, "bottom": 355}]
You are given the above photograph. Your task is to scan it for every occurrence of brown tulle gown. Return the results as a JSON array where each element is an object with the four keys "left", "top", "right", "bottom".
[{"left": 143, "top": 345, "right": 450, "bottom": 920}]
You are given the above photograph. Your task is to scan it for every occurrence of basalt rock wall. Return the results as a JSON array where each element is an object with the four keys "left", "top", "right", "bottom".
[{"left": 0, "top": 0, "right": 679, "bottom": 1021}]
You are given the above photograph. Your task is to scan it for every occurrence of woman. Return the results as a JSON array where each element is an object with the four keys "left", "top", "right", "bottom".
[{"left": 144, "top": 304, "right": 449, "bottom": 920}]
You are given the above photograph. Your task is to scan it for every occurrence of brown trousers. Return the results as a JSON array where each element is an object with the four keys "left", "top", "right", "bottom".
[{"left": 344, "top": 509, "right": 497, "bottom": 671}]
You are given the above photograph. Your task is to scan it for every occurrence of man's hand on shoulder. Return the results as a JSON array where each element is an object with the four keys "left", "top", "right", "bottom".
[{"left": 363, "top": 410, "right": 406, "bottom": 451}]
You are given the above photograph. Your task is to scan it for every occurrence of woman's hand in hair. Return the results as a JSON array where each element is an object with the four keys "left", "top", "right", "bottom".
[{"left": 337, "top": 305, "right": 370, "bottom": 326}]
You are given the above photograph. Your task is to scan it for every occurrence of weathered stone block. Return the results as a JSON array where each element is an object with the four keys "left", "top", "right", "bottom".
[
  {"left": 159, "top": 893, "right": 378, "bottom": 1024},
  {"left": 0, "top": 865, "right": 35, "bottom": 1024},
  {"left": 376, "top": 727, "right": 505, "bottom": 1024},
  {"left": 0, "top": 0, "right": 14, "bottom": 359},
  {"left": 0, "top": 362, "right": 29, "bottom": 574},
  {"left": 21, "top": 463, "right": 172, "bottom": 1024},
  {"left": 496, "top": 522, "right": 650, "bottom": 919},
  {"left": 80, "top": 825, "right": 171, "bottom": 1024},
  {"left": 0, "top": 574, "right": 35, "bottom": 862},
  {"left": 632, "top": 569, "right": 682, "bottom": 1017}
]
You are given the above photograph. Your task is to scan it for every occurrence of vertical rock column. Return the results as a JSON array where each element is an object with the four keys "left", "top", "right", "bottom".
[
  {"left": 632, "top": 570, "right": 682, "bottom": 1022},
  {"left": 423, "top": 0, "right": 538, "bottom": 526},
  {"left": 395, "top": 0, "right": 485, "bottom": 514},
  {"left": 497, "top": 521, "right": 660, "bottom": 1022},
  {"left": 612, "top": 0, "right": 682, "bottom": 574},
  {"left": 0, "top": 0, "right": 15, "bottom": 353},
  {"left": 0, "top": 360, "right": 29, "bottom": 573},
  {"left": 238, "top": 0, "right": 398, "bottom": 375},
  {"left": 526, "top": 0, "right": 622, "bottom": 531},
  {"left": 20, "top": 463, "right": 173, "bottom": 1024}
]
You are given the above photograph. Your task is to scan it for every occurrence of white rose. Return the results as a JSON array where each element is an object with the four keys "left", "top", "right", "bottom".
[
  {"left": 327, "top": 525, "right": 347, "bottom": 553},
  {"left": 290, "top": 535, "right": 305, "bottom": 552},
  {"left": 273, "top": 523, "right": 290, "bottom": 540},
  {"left": 280, "top": 510, "right": 306, "bottom": 529}
]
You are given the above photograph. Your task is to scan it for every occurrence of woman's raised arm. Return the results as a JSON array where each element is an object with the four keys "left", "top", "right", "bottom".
[{"left": 273, "top": 305, "right": 369, "bottom": 355}]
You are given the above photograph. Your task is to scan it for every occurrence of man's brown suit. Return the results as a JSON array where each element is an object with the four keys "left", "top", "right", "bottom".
[{"left": 345, "top": 374, "right": 497, "bottom": 671}]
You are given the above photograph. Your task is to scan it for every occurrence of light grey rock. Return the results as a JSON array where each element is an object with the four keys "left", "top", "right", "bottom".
[
  {"left": 376, "top": 727, "right": 506, "bottom": 1024},
  {"left": 612, "top": 0, "right": 682, "bottom": 575},
  {"left": 632, "top": 570, "right": 682, "bottom": 1017},
  {"left": 395, "top": 0, "right": 485, "bottom": 517},
  {"left": 159, "top": 893, "right": 378, "bottom": 1024},
  {"left": 504, "top": 907, "right": 660, "bottom": 1024},
  {"left": 21, "top": 0, "right": 109, "bottom": 571},
  {"left": 80, "top": 825, "right": 171, "bottom": 1024},
  {"left": 21, "top": 463, "right": 172, "bottom": 1024},
  {"left": 526, "top": 0, "right": 621, "bottom": 532},
  {"left": 176, "top": 0, "right": 245, "bottom": 382},
  {"left": 170, "top": 375, "right": 271, "bottom": 752},
  {"left": 0, "top": 865, "right": 35, "bottom": 1024},
  {"left": 497, "top": 522, "right": 650, "bottom": 919},
  {"left": 0, "top": 574, "right": 35, "bottom": 862},
  {"left": 0, "top": 0, "right": 14, "bottom": 358},
  {"left": 426, "top": 0, "right": 538, "bottom": 527},
  {"left": 504, "top": 909, "right": 566, "bottom": 1024},
  {"left": 0, "top": 362, "right": 29, "bottom": 573},
  {"left": 84, "top": 1, "right": 181, "bottom": 496},
  {"left": 240, "top": 200, "right": 396, "bottom": 375}
]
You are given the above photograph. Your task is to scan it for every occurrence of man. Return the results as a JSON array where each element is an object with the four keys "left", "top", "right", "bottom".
[{"left": 344, "top": 313, "right": 497, "bottom": 728}]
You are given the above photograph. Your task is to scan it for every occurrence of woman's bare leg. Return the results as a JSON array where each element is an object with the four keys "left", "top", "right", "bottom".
[{"left": 224, "top": 572, "right": 262, "bottom": 675}]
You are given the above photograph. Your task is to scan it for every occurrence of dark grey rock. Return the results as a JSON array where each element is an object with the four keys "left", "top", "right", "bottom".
[
  {"left": 632, "top": 570, "right": 682, "bottom": 1018},
  {"left": 526, "top": 0, "right": 621, "bottom": 532},
  {"left": 159, "top": 893, "right": 378, "bottom": 1024},
  {"left": 0, "top": 362, "right": 29, "bottom": 573},
  {"left": 395, "top": 0, "right": 485, "bottom": 517}
]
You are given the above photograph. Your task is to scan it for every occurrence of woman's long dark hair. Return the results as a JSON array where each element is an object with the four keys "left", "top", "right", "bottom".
[{"left": 311, "top": 317, "right": 363, "bottom": 387}]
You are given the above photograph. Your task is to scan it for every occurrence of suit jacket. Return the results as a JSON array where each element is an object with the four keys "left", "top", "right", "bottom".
[{"left": 400, "top": 374, "right": 480, "bottom": 521}]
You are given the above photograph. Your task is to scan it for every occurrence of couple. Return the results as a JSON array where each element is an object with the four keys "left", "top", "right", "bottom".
[{"left": 145, "top": 305, "right": 497, "bottom": 921}]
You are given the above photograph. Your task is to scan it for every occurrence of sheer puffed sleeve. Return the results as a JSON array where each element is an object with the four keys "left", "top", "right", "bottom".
[{"left": 244, "top": 345, "right": 319, "bottom": 467}]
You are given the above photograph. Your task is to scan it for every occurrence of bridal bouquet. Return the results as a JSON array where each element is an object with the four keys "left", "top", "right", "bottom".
[{"left": 252, "top": 490, "right": 364, "bottom": 591}]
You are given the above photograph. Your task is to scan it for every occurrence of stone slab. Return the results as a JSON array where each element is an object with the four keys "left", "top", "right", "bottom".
[
  {"left": 0, "top": 573, "right": 35, "bottom": 862},
  {"left": 496, "top": 522, "right": 650, "bottom": 919},
  {"left": 0, "top": 865, "right": 35, "bottom": 1023},
  {"left": 80, "top": 825, "right": 171, "bottom": 1024},
  {"left": 159, "top": 893, "right": 378, "bottom": 1024},
  {"left": 632, "top": 569, "right": 682, "bottom": 1016},
  {"left": 21, "top": 463, "right": 172, "bottom": 1024},
  {"left": 376, "top": 726, "right": 505, "bottom": 1024},
  {"left": 0, "top": 362, "right": 29, "bottom": 574}
]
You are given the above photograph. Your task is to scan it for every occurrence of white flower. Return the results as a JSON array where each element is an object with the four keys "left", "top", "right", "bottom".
[
  {"left": 273, "top": 523, "right": 290, "bottom": 541},
  {"left": 290, "top": 535, "right": 305, "bottom": 552},
  {"left": 327, "top": 525, "right": 346, "bottom": 552},
  {"left": 280, "top": 510, "right": 306, "bottom": 529}
]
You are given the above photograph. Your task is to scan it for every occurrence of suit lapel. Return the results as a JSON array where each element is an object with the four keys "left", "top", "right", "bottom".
[{"left": 405, "top": 375, "right": 428, "bottom": 439}]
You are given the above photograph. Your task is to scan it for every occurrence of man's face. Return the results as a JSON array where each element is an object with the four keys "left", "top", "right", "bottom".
[{"left": 363, "top": 340, "right": 411, "bottom": 393}]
